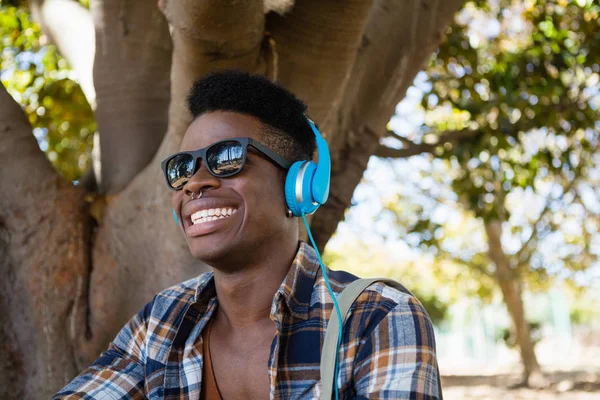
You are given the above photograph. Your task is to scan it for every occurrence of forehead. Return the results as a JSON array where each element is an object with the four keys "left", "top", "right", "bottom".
[{"left": 180, "top": 111, "right": 263, "bottom": 151}]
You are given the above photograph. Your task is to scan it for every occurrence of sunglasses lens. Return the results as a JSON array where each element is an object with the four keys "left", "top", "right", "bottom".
[
  {"left": 167, "top": 153, "right": 195, "bottom": 189},
  {"left": 207, "top": 140, "right": 244, "bottom": 176}
]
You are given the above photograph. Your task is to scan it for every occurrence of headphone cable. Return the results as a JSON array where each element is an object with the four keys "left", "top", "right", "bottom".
[{"left": 301, "top": 213, "right": 343, "bottom": 400}]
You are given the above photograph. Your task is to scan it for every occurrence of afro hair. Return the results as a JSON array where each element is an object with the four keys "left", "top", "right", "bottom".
[{"left": 187, "top": 70, "right": 316, "bottom": 161}]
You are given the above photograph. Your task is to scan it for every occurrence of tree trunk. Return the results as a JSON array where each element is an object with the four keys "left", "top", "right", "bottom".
[
  {"left": 91, "top": 0, "right": 173, "bottom": 194},
  {"left": 485, "top": 220, "right": 546, "bottom": 387},
  {"left": 0, "top": 83, "right": 91, "bottom": 399},
  {"left": 310, "top": 0, "right": 466, "bottom": 251},
  {"left": 1, "top": 1, "right": 465, "bottom": 397}
]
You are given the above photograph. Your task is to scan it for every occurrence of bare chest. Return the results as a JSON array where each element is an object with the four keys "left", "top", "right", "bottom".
[{"left": 209, "top": 326, "right": 274, "bottom": 399}]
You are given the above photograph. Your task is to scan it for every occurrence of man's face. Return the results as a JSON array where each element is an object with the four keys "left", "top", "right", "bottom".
[{"left": 172, "top": 111, "right": 294, "bottom": 266}]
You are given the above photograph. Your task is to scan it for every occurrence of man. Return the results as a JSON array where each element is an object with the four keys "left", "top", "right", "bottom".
[{"left": 55, "top": 71, "right": 440, "bottom": 399}]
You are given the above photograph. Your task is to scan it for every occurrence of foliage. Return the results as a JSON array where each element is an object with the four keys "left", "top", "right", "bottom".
[
  {"left": 425, "top": 0, "right": 599, "bottom": 216},
  {"left": 380, "top": 0, "right": 600, "bottom": 290},
  {"left": 568, "top": 288, "right": 600, "bottom": 325},
  {"left": 323, "top": 241, "right": 450, "bottom": 326},
  {"left": 497, "top": 321, "right": 543, "bottom": 348},
  {"left": 569, "top": 307, "right": 593, "bottom": 325},
  {"left": 0, "top": 4, "right": 95, "bottom": 181},
  {"left": 415, "top": 293, "right": 448, "bottom": 328}
]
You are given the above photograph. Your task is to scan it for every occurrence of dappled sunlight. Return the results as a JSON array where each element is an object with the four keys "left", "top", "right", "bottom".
[{"left": 336, "top": 0, "right": 600, "bottom": 394}]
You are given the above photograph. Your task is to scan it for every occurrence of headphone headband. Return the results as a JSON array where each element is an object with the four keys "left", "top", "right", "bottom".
[{"left": 306, "top": 118, "right": 330, "bottom": 205}]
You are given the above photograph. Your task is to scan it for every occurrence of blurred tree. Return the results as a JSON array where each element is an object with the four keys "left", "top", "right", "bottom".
[
  {"left": 376, "top": 0, "right": 600, "bottom": 387},
  {"left": 0, "top": 0, "right": 466, "bottom": 397},
  {"left": 0, "top": 5, "right": 95, "bottom": 182},
  {"left": 323, "top": 241, "right": 450, "bottom": 327}
]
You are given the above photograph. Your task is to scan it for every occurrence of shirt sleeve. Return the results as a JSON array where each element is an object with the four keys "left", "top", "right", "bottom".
[
  {"left": 351, "top": 295, "right": 441, "bottom": 400},
  {"left": 53, "top": 300, "right": 153, "bottom": 400}
]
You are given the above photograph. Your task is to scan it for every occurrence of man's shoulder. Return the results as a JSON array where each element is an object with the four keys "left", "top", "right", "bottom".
[
  {"left": 317, "top": 269, "right": 415, "bottom": 306},
  {"left": 353, "top": 279, "right": 415, "bottom": 306},
  {"left": 315, "top": 270, "right": 427, "bottom": 329}
]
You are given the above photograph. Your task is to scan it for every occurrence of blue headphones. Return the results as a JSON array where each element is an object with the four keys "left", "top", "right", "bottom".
[{"left": 284, "top": 117, "right": 331, "bottom": 217}]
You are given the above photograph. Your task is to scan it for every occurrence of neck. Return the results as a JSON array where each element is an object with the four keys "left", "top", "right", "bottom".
[{"left": 212, "top": 241, "right": 299, "bottom": 328}]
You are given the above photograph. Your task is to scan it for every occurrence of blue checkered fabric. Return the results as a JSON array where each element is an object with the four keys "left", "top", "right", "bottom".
[{"left": 55, "top": 242, "right": 440, "bottom": 399}]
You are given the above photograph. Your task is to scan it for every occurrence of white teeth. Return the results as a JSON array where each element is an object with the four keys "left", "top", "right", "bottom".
[{"left": 191, "top": 208, "right": 238, "bottom": 225}]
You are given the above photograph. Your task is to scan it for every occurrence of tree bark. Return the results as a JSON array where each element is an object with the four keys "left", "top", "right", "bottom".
[
  {"left": 485, "top": 219, "right": 546, "bottom": 387},
  {"left": 0, "top": 83, "right": 91, "bottom": 399},
  {"left": 310, "top": 0, "right": 467, "bottom": 251},
  {"left": 91, "top": 0, "right": 173, "bottom": 194},
  {"left": 157, "top": 0, "right": 266, "bottom": 158},
  {"left": 267, "top": 0, "right": 375, "bottom": 131}
]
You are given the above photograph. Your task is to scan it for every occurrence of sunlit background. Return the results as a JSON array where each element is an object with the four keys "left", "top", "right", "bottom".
[{"left": 2, "top": 0, "right": 599, "bottom": 398}]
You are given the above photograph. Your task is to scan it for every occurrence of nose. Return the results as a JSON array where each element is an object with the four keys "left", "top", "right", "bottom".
[{"left": 182, "top": 159, "right": 220, "bottom": 197}]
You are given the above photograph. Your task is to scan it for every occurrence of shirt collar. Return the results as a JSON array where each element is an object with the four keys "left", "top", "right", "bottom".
[
  {"left": 271, "top": 241, "right": 320, "bottom": 321},
  {"left": 192, "top": 241, "right": 320, "bottom": 321},
  {"left": 193, "top": 271, "right": 216, "bottom": 303}
]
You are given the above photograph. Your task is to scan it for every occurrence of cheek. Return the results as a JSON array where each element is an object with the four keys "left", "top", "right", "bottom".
[
  {"left": 270, "top": 174, "right": 288, "bottom": 212},
  {"left": 172, "top": 191, "right": 183, "bottom": 211},
  {"left": 244, "top": 177, "right": 287, "bottom": 217}
]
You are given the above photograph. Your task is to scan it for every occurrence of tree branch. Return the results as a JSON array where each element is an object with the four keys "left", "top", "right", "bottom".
[
  {"left": 266, "top": 0, "right": 375, "bottom": 133},
  {"left": 156, "top": 0, "right": 266, "bottom": 158},
  {"left": 91, "top": 0, "right": 173, "bottom": 194},
  {"left": 434, "top": 247, "right": 493, "bottom": 278},
  {"left": 375, "top": 128, "right": 477, "bottom": 158},
  {"left": 514, "top": 178, "right": 578, "bottom": 268},
  {"left": 0, "top": 83, "right": 56, "bottom": 203},
  {"left": 29, "top": 0, "right": 96, "bottom": 107},
  {"left": 309, "top": 0, "right": 466, "bottom": 251},
  {"left": 465, "top": 259, "right": 494, "bottom": 277},
  {"left": 385, "top": 129, "right": 414, "bottom": 146}
]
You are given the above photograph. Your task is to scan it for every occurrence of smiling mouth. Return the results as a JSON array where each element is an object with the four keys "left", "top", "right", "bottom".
[{"left": 190, "top": 207, "right": 238, "bottom": 225}]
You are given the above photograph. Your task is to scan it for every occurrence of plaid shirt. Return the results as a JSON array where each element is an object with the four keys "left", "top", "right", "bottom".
[{"left": 55, "top": 242, "right": 440, "bottom": 399}]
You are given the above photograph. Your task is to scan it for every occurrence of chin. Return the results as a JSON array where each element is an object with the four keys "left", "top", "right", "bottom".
[
  {"left": 189, "top": 242, "right": 228, "bottom": 264},
  {"left": 187, "top": 238, "right": 244, "bottom": 268}
]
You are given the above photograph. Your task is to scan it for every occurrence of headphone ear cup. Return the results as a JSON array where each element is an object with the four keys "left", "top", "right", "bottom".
[
  {"left": 285, "top": 160, "right": 319, "bottom": 216},
  {"left": 285, "top": 161, "right": 304, "bottom": 217}
]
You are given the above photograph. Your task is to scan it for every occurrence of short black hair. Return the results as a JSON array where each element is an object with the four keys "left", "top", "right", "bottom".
[{"left": 187, "top": 70, "right": 316, "bottom": 161}]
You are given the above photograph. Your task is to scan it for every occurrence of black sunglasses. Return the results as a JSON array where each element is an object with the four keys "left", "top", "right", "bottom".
[{"left": 161, "top": 137, "right": 293, "bottom": 190}]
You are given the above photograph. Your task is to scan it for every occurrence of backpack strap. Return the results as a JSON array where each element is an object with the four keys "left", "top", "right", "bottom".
[{"left": 320, "top": 278, "right": 443, "bottom": 400}]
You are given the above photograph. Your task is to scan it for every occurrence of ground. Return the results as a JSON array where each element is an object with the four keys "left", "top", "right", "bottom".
[{"left": 443, "top": 369, "right": 600, "bottom": 399}]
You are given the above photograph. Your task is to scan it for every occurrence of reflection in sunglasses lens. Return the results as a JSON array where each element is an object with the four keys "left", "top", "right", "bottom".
[
  {"left": 208, "top": 141, "right": 244, "bottom": 176},
  {"left": 168, "top": 153, "right": 194, "bottom": 189}
]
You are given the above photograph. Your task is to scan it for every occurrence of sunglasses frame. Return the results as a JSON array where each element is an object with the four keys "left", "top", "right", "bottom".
[{"left": 161, "top": 137, "right": 293, "bottom": 190}]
